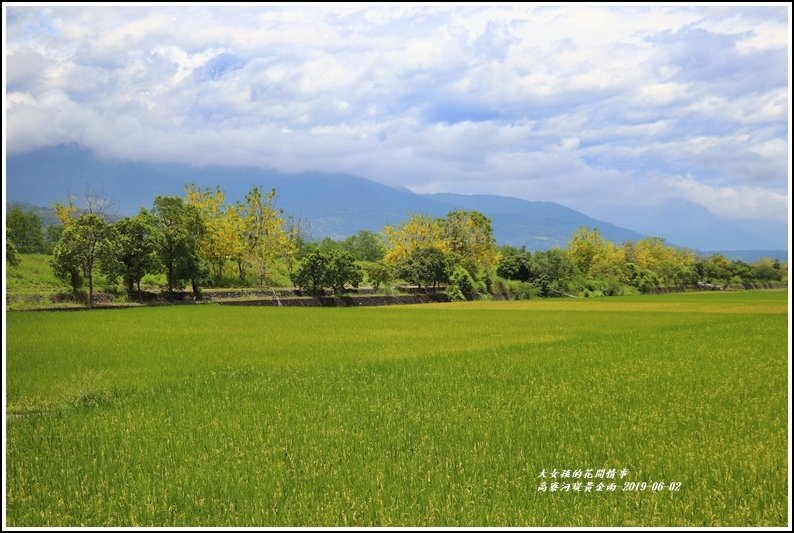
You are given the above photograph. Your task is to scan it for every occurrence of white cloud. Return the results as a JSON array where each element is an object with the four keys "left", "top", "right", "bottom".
[
  {"left": 4, "top": 5, "right": 789, "bottom": 228},
  {"left": 665, "top": 176, "right": 788, "bottom": 221}
]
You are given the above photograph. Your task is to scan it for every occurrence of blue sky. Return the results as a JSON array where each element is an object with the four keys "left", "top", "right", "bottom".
[{"left": 4, "top": 5, "right": 790, "bottom": 227}]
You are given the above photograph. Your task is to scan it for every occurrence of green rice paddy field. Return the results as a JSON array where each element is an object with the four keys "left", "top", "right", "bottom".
[{"left": 5, "top": 291, "right": 789, "bottom": 526}]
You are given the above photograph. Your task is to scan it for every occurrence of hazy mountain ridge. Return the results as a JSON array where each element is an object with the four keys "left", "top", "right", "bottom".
[{"left": 5, "top": 144, "right": 787, "bottom": 256}]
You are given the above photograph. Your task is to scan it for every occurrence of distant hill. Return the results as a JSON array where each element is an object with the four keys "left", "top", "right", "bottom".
[
  {"left": 597, "top": 198, "right": 783, "bottom": 251},
  {"left": 5, "top": 144, "right": 787, "bottom": 255},
  {"left": 6, "top": 202, "right": 60, "bottom": 228},
  {"left": 704, "top": 250, "right": 788, "bottom": 263},
  {"left": 426, "top": 193, "right": 644, "bottom": 249}
]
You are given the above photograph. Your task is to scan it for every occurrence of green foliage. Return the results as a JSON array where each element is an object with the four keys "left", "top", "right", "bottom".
[
  {"left": 50, "top": 213, "right": 114, "bottom": 304},
  {"left": 751, "top": 257, "right": 782, "bottom": 281},
  {"left": 235, "top": 186, "right": 294, "bottom": 287},
  {"left": 12, "top": 192, "right": 787, "bottom": 302},
  {"left": 44, "top": 224, "right": 63, "bottom": 254},
  {"left": 492, "top": 277, "right": 534, "bottom": 300},
  {"left": 342, "top": 230, "right": 385, "bottom": 261},
  {"left": 530, "top": 249, "right": 576, "bottom": 287},
  {"left": 448, "top": 265, "right": 476, "bottom": 300},
  {"left": 152, "top": 196, "right": 206, "bottom": 297},
  {"left": 496, "top": 245, "right": 532, "bottom": 281},
  {"left": 443, "top": 210, "right": 499, "bottom": 271},
  {"left": 6, "top": 228, "right": 22, "bottom": 267},
  {"left": 325, "top": 250, "right": 363, "bottom": 295},
  {"left": 7, "top": 206, "right": 46, "bottom": 253},
  {"left": 364, "top": 261, "right": 393, "bottom": 291},
  {"left": 103, "top": 209, "right": 163, "bottom": 299},
  {"left": 5, "top": 291, "right": 788, "bottom": 526},
  {"left": 292, "top": 249, "right": 363, "bottom": 295},
  {"left": 626, "top": 263, "right": 660, "bottom": 293},
  {"left": 6, "top": 254, "right": 72, "bottom": 293},
  {"left": 292, "top": 249, "right": 329, "bottom": 295},
  {"left": 395, "top": 246, "right": 451, "bottom": 289}
]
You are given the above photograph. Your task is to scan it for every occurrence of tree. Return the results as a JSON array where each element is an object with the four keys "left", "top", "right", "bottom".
[
  {"left": 624, "top": 237, "right": 694, "bottom": 287},
  {"left": 283, "top": 214, "right": 310, "bottom": 278},
  {"left": 45, "top": 224, "right": 64, "bottom": 254},
  {"left": 396, "top": 246, "right": 451, "bottom": 289},
  {"left": 6, "top": 206, "right": 46, "bottom": 253},
  {"left": 6, "top": 228, "right": 21, "bottom": 267},
  {"left": 383, "top": 214, "right": 450, "bottom": 264},
  {"left": 152, "top": 196, "right": 205, "bottom": 298},
  {"left": 443, "top": 210, "right": 499, "bottom": 269},
  {"left": 291, "top": 249, "right": 364, "bottom": 296},
  {"left": 185, "top": 184, "right": 242, "bottom": 281},
  {"left": 342, "top": 230, "right": 385, "bottom": 262},
  {"left": 104, "top": 209, "right": 163, "bottom": 299},
  {"left": 365, "top": 261, "right": 393, "bottom": 291},
  {"left": 53, "top": 199, "right": 78, "bottom": 227},
  {"left": 568, "top": 227, "right": 600, "bottom": 275},
  {"left": 497, "top": 245, "right": 532, "bottom": 281},
  {"left": 236, "top": 187, "right": 293, "bottom": 286},
  {"left": 292, "top": 249, "right": 328, "bottom": 296},
  {"left": 697, "top": 254, "right": 732, "bottom": 284},
  {"left": 448, "top": 265, "right": 476, "bottom": 301},
  {"left": 751, "top": 257, "right": 782, "bottom": 282},
  {"left": 51, "top": 242, "right": 83, "bottom": 295},
  {"left": 530, "top": 249, "right": 577, "bottom": 296},
  {"left": 50, "top": 213, "right": 113, "bottom": 305},
  {"left": 325, "top": 250, "right": 363, "bottom": 295},
  {"left": 568, "top": 227, "right": 624, "bottom": 278}
]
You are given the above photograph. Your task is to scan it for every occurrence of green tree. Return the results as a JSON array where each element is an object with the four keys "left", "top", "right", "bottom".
[
  {"left": 396, "top": 246, "right": 451, "bottom": 290},
  {"left": 45, "top": 224, "right": 64, "bottom": 254},
  {"left": 751, "top": 257, "right": 782, "bottom": 282},
  {"left": 105, "top": 209, "right": 163, "bottom": 299},
  {"left": 292, "top": 249, "right": 329, "bottom": 296},
  {"left": 6, "top": 228, "right": 21, "bottom": 267},
  {"left": 530, "top": 249, "right": 576, "bottom": 284},
  {"left": 497, "top": 245, "right": 532, "bottom": 281},
  {"left": 153, "top": 196, "right": 205, "bottom": 298},
  {"left": 7, "top": 206, "right": 46, "bottom": 253},
  {"left": 448, "top": 265, "right": 476, "bottom": 301},
  {"left": 365, "top": 261, "right": 393, "bottom": 291},
  {"left": 325, "top": 250, "right": 363, "bottom": 295},
  {"left": 50, "top": 213, "right": 113, "bottom": 305},
  {"left": 697, "top": 254, "right": 732, "bottom": 284},
  {"left": 342, "top": 230, "right": 385, "bottom": 261}
]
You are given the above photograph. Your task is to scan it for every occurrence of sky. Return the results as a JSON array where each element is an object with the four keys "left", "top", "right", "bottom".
[{"left": 4, "top": 4, "right": 791, "bottom": 227}]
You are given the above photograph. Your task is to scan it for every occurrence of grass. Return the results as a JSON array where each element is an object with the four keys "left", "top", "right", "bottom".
[
  {"left": 5, "top": 253, "right": 69, "bottom": 293},
  {"left": 5, "top": 291, "right": 789, "bottom": 526}
]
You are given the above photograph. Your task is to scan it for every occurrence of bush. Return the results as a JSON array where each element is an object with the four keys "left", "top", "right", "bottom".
[
  {"left": 365, "top": 261, "right": 393, "bottom": 290},
  {"left": 449, "top": 265, "right": 475, "bottom": 295},
  {"left": 492, "top": 276, "right": 533, "bottom": 300}
]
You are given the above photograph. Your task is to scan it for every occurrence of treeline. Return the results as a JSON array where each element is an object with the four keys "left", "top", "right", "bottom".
[
  {"left": 5, "top": 187, "right": 788, "bottom": 304},
  {"left": 496, "top": 228, "right": 786, "bottom": 297}
]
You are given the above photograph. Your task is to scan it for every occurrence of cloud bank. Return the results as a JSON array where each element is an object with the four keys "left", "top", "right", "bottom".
[{"left": 5, "top": 5, "right": 790, "bottom": 224}]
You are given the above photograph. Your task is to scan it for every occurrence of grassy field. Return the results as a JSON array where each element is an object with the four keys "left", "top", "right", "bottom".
[{"left": 5, "top": 291, "right": 789, "bottom": 526}]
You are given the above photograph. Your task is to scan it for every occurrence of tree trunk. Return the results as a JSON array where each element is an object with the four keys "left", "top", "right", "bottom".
[
  {"left": 88, "top": 271, "right": 94, "bottom": 307},
  {"left": 71, "top": 271, "right": 80, "bottom": 296},
  {"left": 192, "top": 278, "right": 202, "bottom": 300},
  {"left": 167, "top": 261, "right": 174, "bottom": 295}
]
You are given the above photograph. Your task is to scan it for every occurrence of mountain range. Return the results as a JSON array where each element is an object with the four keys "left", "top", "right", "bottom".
[{"left": 5, "top": 144, "right": 788, "bottom": 258}]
